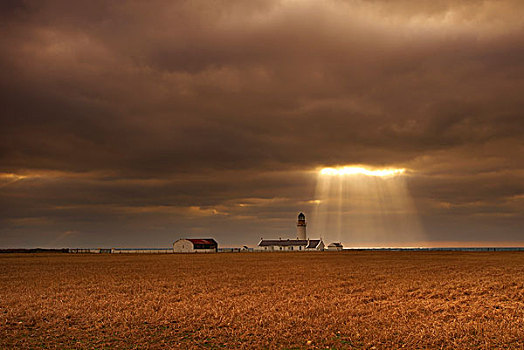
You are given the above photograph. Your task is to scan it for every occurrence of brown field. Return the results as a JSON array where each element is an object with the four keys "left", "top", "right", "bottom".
[{"left": 1, "top": 252, "right": 523, "bottom": 349}]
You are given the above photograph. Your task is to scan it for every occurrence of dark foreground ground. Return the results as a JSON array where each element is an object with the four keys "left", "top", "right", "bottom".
[{"left": 1, "top": 252, "right": 523, "bottom": 349}]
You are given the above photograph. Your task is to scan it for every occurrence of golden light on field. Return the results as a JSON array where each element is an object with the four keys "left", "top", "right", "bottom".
[
  {"left": 320, "top": 166, "right": 406, "bottom": 177},
  {"left": 2, "top": 253, "right": 523, "bottom": 348}
]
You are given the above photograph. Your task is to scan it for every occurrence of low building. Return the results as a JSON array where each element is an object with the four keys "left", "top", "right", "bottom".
[
  {"left": 173, "top": 238, "right": 218, "bottom": 253},
  {"left": 327, "top": 242, "right": 343, "bottom": 251},
  {"left": 256, "top": 239, "right": 324, "bottom": 252}
]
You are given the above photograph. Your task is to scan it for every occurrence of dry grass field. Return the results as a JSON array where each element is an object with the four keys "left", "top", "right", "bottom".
[{"left": 1, "top": 252, "right": 523, "bottom": 349}]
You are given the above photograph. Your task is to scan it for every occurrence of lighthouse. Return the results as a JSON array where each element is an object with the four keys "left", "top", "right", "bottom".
[
  {"left": 296, "top": 212, "right": 307, "bottom": 240},
  {"left": 256, "top": 212, "right": 325, "bottom": 251}
]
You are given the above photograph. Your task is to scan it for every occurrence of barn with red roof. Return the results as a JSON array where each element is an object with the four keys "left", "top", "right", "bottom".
[{"left": 173, "top": 238, "right": 218, "bottom": 253}]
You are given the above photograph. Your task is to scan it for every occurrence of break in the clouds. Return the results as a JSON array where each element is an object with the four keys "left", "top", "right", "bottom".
[{"left": 1, "top": 0, "right": 523, "bottom": 247}]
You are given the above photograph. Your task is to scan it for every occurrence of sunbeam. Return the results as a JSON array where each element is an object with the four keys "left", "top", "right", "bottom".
[{"left": 311, "top": 166, "right": 425, "bottom": 247}]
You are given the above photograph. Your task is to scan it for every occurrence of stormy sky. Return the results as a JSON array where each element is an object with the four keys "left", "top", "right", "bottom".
[{"left": 1, "top": 0, "right": 523, "bottom": 248}]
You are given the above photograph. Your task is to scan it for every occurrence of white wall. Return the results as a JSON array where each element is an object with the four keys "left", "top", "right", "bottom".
[
  {"left": 296, "top": 226, "right": 306, "bottom": 240},
  {"left": 173, "top": 239, "right": 194, "bottom": 253},
  {"left": 194, "top": 249, "right": 216, "bottom": 253},
  {"left": 255, "top": 245, "right": 311, "bottom": 251}
]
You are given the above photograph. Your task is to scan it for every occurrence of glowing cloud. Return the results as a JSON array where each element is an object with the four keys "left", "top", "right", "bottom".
[{"left": 320, "top": 166, "right": 406, "bottom": 177}]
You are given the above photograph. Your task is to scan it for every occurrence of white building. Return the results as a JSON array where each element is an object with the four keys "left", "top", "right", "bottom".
[
  {"left": 327, "top": 242, "right": 343, "bottom": 251},
  {"left": 173, "top": 238, "right": 218, "bottom": 253},
  {"left": 256, "top": 238, "right": 324, "bottom": 252}
]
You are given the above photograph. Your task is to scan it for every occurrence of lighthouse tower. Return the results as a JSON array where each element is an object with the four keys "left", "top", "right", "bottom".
[{"left": 296, "top": 212, "right": 307, "bottom": 240}]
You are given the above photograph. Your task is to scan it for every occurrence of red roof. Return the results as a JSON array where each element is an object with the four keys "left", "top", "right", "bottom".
[{"left": 187, "top": 239, "right": 217, "bottom": 245}]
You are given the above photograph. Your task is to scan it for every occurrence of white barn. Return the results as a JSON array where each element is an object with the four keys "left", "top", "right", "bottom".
[
  {"left": 255, "top": 239, "right": 324, "bottom": 252},
  {"left": 173, "top": 238, "right": 218, "bottom": 253}
]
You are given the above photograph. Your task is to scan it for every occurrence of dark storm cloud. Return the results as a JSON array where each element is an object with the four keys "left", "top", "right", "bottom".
[{"left": 1, "top": 0, "right": 523, "bottom": 246}]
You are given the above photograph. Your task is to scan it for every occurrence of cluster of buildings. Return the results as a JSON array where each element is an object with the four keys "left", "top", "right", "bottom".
[{"left": 172, "top": 212, "right": 343, "bottom": 253}]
